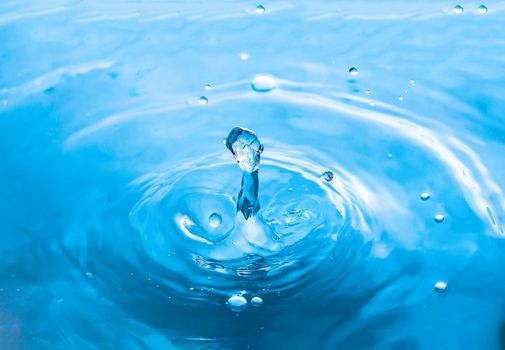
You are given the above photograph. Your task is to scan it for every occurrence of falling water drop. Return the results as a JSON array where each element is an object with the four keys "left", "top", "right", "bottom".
[
  {"left": 453, "top": 5, "right": 464, "bottom": 14},
  {"left": 226, "top": 295, "right": 248, "bottom": 312},
  {"left": 434, "top": 214, "right": 445, "bottom": 223},
  {"left": 320, "top": 171, "right": 334, "bottom": 182},
  {"left": 209, "top": 213, "right": 222, "bottom": 228},
  {"left": 252, "top": 75, "right": 276, "bottom": 92},
  {"left": 420, "top": 192, "right": 430, "bottom": 201},
  {"left": 251, "top": 296, "right": 263, "bottom": 307},
  {"left": 256, "top": 5, "right": 265, "bottom": 14},
  {"left": 477, "top": 5, "right": 488, "bottom": 14},
  {"left": 434, "top": 281, "right": 448, "bottom": 293},
  {"left": 349, "top": 67, "right": 359, "bottom": 76},
  {"left": 198, "top": 96, "right": 208, "bottom": 105}
]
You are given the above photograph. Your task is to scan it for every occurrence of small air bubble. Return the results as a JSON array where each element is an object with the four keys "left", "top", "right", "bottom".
[
  {"left": 434, "top": 281, "right": 447, "bottom": 293},
  {"left": 349, "top": 67, "right": 359, "bottom": 76},
  {"left": 209, "top": 213, "right": 222, "bottom": 228},
  {"left": 387, "top": 153, "right": 393, "bottom": 159},
  {"left": 434, "top": 214, "right": 445, "bottom": 223},
  {"left": 477, "top": 5, "right": 488, "bottom": 14},
  {"left": 453, "top": 5, "right": 464, "bottom": 14},
  {"left": 251, "top": 296, "right": 263, "bottom": 307},
  {"left": 420, "top": 192, "right": 430, "bottom": 201},
  {"left": 320, "top": 171, "right": 334, "bottom": 182},
  {"left": 255, "top": 5, "right": 265, "bottom": 14},
  {"left": 198, "top": 96, "right": 208, "bottom": 105}
]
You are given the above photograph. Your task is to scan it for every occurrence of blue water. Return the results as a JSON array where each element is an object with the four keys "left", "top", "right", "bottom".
[{"left": 2, "top": 1, "right": 505, "bottom": 349}]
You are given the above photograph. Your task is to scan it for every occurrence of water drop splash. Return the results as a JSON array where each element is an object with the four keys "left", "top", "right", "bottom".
[
  {"left": 349, "top": 67, "right": 359, "bottom": 76},
  {"left": 209, "top": 213, "right": 222, "bottom": 228},
  {"left": 256, "top": 5, "right": 265, "bottom": 14},
  {"left": 453, "top": 5, "right": 464, "bottom": 14},
  {"left": 434, "top": 281, "right": 448, "bottom": 293},
  {"left": 420, "top": 192, "right": 430, "bottom": 201},
  {"left": 226, "top": 127, "right": 264, "bottom": 219},
  {"left": 251, "top": 296, "right": 263, "bottom": 307},
  {"left": 226, "top": 295, "right": 248, "bottom": 312},
  {"left": 320, "top": 171, "right": 334, "bottom": 182},
  {"left": 477, "top": 5, "right": 488, "bottom": 14},
  {"left": 198, "top": 96, "right": 208, "bottom": 105},
  {"left": 252, "top": 75, "right": 276, "bottom": 92},
  {"left": 434, "top": 214, "right": 445, "bottom": 223}
]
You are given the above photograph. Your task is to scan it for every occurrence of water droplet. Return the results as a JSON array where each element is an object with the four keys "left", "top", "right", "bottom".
[
  {"left": 226, "top": 295, "right": 248, "bottom": 312},
  {"left": 477, "top": 5, "right": 488, "bottom": 14},
  {"left": 226, "top": 127, "right": 263, "bottom": 173},
  {"left": 209, "top": 213, "right": 222, "bottom": 228},
  {"left": 252, "top": 75, "right": 276, "bottom": 92},
  {"left": 198, "top": 96, "right": 208, "bottom": 105},
  {"left": 434, "top": 214, "right": 445, "bottom": 223},
  {"left": 288, "top": 187, "right": 293, "bottom": 192},
  {"left": 398, "top": 96, "right": 404, "bottom": 101},
  {"left": 434, "top": 281, "right": 447, "bottom": 293},
  {"left": 370, "top": 102, "right": 376, "bottom": 107},
  {"left": 240, "top": 52, "right": 249, "bottom": 61},
  {"left": 189, "top": 287, "right": 195, "bottom": 291},
  {"left": 251, "top": 296, "right": 263, "bottom": 307},
  {"left": 420, "top": 192, "right": 430, "bottom": 201},
  {"left": 320, "top": 171, "right": 334, "bottom": 182},
  {"left": 409, "top": 80, "right": 416, "bottom": 86},
  {"left": 255, "top": 5, "right": 265, "bottom": 14},
  {"left": 453, "top": 5, "right": 464, "bottom": 14},
  {"left": 204, "top": 84, "right": 212, "bottom": 90},
  {"left": 349, "top": 67, "right": 359, "bottom": 76},
  {"left": 387, "top": 153, "right": 393, "bottom": 159},
  {"left": 365, "top": 89, "right": 371, "bottom": 94}
]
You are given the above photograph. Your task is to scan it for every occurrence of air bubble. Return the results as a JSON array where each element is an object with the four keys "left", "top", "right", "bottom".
[
  {"left": 434, "top": 281, "right": 447, "bottom": 293},
  {"left": 349, "top": 67, "right": 359, "bottom": 76},
  {"left": 255, "top": 5, "right": 265, "bottom": 14},
  {"left": 434, "top": 214, "right": 445, "bottom": 223},
  {"left": 209, "top": 213, "right": 222, "bottom": 228},
  {"left": 226, "top": 295, "right": 248, "bottom": 312},
  {"left": 251, "top": 296, "right": 263, "bottom": 307},
  {"left": 477, "top": 5, "right": 488, "bottom": 14},
  {"left": 252, "top": 75, "right": 276, "bottom": 92},
  {"left": 320, "top": 171, "right": 334, "bottom": 182},
  {"left": 198, "top": 96, "right": 208, "bottom": 105},
  {"left": 453, "top": 5, "right": 464, "bottom": 14},
  {"left": 420, "top": 192, "right": 430, "bottom": 201}
]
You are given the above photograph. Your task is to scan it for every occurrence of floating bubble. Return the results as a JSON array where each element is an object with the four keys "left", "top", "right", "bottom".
[
  {"left": 434, "top": 281, "right": 447, "bottom": 293},
  {"left": 477, "top": 5, "right": 488, "bottom": 14},
  {"left": 320, "top": 171, "right": 334, "bottom": 182},
  {"left": 226, "top": 295, "right": 248, "bottom": 312},
  {"left": 252, "top": 75, "right": 276, "bottom": 92},
  {"left": 209, "top": 213, "right": 222, "bottom": 228},
  {"left": 453, "top": 5, "right": 464, "bottom": 14},
  {"left": 198, "top": 96, "right": 208, "bottom": 105},
  {"left": 434, "top": 214, "right": 445, "bottom": 223},
  {"left": 255, "top": 5, "right": 265, "bottom": 14},
  {"left": 420, "top": 192, "right": 430, "bottom": 201},
  {"left": 240, "top": 52, "right": 249, "bottom": 61},
  {"left": 349, "top": 67, "right": 359, "bottom": 76},
  {"left": 251, "top": 296, "right": 263, "bottom": 307},
  {"left": 204, "top": 84, "right": 212, "bottom": 91}
]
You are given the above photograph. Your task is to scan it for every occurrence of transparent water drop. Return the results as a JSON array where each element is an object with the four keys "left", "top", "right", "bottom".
[
  {"left": 204, "top": 84, "right": 212, "bottom": 91},
  {"left": 226, "top": 127, "right": 263, "bottom": 173},
  {"left": 365, "top": 89, "right": 371, "bottom": 94},
  {"left": 434, "top": 281, "right": 447, "bottom": 293},
  {"left": 252, "top": 75, "right": 276, "bottom": 92},
  {"left": 209, "top": 213, "right": 222, "bottom": 228},
  {"left": 349, "top": 67, "right": 359, "bottom": 76},
  {"left": 198, "top": 96, "right": 208, "bottom": 105},
  {"left": 320, "top": 171, "right": 334, "bottom": 182},
  {"left": 251, "top": 296, "right": 263, "bottom": 307},
  {"left": 288, "top": 187, "right": 294, "bottom": 192},
  {"left": 434, "top": 214, "right": 445, "bottom": 223},
  {"left": 226, "top": 295, "right": 248, "bottom": 312},
  {"left": 409, "top": 79, "right": 416, "bottom": 86},
  {"left": 255, "top": 5, "right": 265, "bottom": 14},
  {"left": 387, "top": 153, "right": 393, "bottom": 159},
  {"left": 453, "top": 5, "right": 464, "bottom": 13},
  {"left": 240, "top": 52, "right": 249, "bottom": 61},
  {"left": 398, "top": 96, "right": 404, "bottom": 101},
  {"left": 420, "top": 192, "right": 430, "bottom": 201},
  {"left": 477, "top": 5, "right": 488, "bottom": 14}
]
